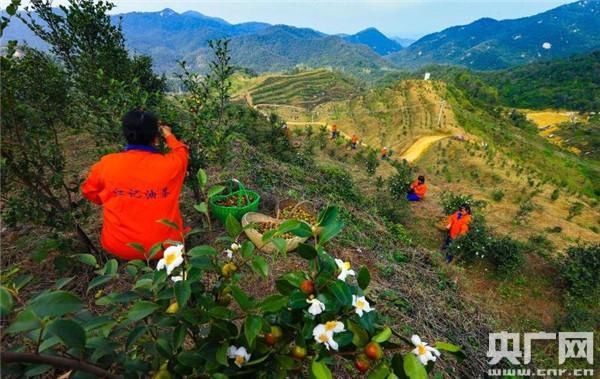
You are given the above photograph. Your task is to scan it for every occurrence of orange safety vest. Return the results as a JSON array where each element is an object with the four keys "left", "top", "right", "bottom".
[
  {"left": 448, "top": 211, "right": 471, "bottom": 239},
  {"left": 410, "top": 180, "right": 428, "bottom": 198},
  {"left": 81, "top": 135, "right": 189, "bottom": 260}
]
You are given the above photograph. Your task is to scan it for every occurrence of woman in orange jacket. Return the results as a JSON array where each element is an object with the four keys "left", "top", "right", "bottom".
[
  {"left": 444, "top": 204, "right": 472, "bottom": 263},
  {"left": 407, "top": 175, "right": 427, "bottom": 201},
  {"left": 81, "top": 110, "right": 189, "bottom": 260}
]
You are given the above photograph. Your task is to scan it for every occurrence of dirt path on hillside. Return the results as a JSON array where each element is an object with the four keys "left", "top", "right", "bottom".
[{"left": 398, "top": 135, "right": 450, "bottom": 162}]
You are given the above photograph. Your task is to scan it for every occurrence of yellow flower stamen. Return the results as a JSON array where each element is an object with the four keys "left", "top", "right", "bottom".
[
  {"left": 418, "top": 344, "right": 427, "bottom": 355},
  {"left": 356, "top": 300, "right": 365, "bottom": 309},
  {"left": 325, "top": 321, "right": 338, "bottom": 331},
  {"left": 318, "top": 334, "right": 329, "bottom": 343},
  {"left": 235, "top": 355, "right": 245, "bottom": 366},
  {"left": 343, "top": 262, "right": 351, "bottom": 270},
  {"left": 165, "top": 253, "right": 176, "bottom": 266}
]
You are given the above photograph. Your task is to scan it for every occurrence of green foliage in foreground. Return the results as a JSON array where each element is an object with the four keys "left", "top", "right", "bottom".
[
  {"left": 0, "top": 207, "right": 461, "bottom": 378},
  {"left": 560, "top": 244, "right": 600, "bottom": 301}
]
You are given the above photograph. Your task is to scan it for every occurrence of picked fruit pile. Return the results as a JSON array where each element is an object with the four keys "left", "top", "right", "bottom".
[
  {"left": 256, "top": 221, "right": 294, "bottom": 239},
  {"left": 279, "top": 206, "right": 316, "bottom": 224},
  {"left": 217, "top": 194, "right": 253, "bottom": 207}
]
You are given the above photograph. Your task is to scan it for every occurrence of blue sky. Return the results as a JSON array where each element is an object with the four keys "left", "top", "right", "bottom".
[{"left": 35, "top": 1, "right": 572, "bottom": 38}]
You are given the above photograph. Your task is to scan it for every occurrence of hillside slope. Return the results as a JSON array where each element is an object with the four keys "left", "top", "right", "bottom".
[{"left": 387, "top": 0, "right": 600, "bottom": 70}]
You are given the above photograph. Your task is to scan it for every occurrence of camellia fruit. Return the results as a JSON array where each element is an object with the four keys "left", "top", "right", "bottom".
[
  {"left": 300, "top": 279, "right": 315, "bottom": 294},
  {"left": 221, "top": 262, "right": 238, "bottom": 277},
  {"left": 265, "top": 326, "right": 283, "bottom": 346},
  {"left": 291, "top": 345, "right": 307, "bottom": 359},
  {"left": 364, "top": 342, "right": 383, "bottom": 360},
  {"left": 355, "top": 353, "right": 371, "bottom": 373},
  {"left": 165, "top": 301, "right": 179, "bottom": 314}
]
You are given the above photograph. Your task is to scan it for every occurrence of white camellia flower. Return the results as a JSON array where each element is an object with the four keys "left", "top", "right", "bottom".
[
  {"left": 227, "top": 345, "right": 251, "bottom": 368},
  {"left": 230, "top": 242, "right": 241, "bottom": 251},
  {"left": 171, "top": 271, "right": 187, "bottom": 283},
  {"left": 334, "top": 258, "right": 356, "bottom": 281},
  {"left": 224, "top": 249, "right": 233, "bottom": 259},
  {"left": 313, "top": 321, "right": 345, "bottom": 351},
  {"left": 411, "top": 335, "right": 441, "bottom": 365},
  {"left": 156, "top": 244, "right": 184, "bottom": 275},
  {"left": 306, "top": 297, "right": 326, "bottom": 315},
  {"left": 352, "top": 295, "right": 373, "bottom": 317}
]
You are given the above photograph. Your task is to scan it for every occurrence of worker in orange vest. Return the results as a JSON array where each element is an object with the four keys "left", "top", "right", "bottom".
[
  {"left": 444, "top": 204, "right": 472, "bottom": 263},
  {"left": 381, "top": 146, "right": 389, "bottom": 159},
  {"left": 351, "top": 134, "right": 359, "bottom": 149},
  {"left": 81, "top": 109, "right": 189, "bottom": 260},
  {"left": 331, "top": 124, "right": 338, "bottom": 139},
  {"left": 407, "top": 175, "right": 427, "bottom": 201}
]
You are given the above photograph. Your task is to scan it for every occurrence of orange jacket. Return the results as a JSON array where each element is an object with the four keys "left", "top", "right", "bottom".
[
  {"left": 351, "top": 135, "right": 359, "bottom": 143},
  {"left": 331, "top": 125, "right": 337, "bottom": 132},
  {"left": 410, "top": 180, "right": 428, "bottom": 198},
  {"left": 448, "top": 211, "right": 471, "bottom": 239},
  {"left": 81, "top": 135, "right": 189, "bottom": 260},
  {"left": 381, "top": 147, "right": 388, "bottom": 156}
]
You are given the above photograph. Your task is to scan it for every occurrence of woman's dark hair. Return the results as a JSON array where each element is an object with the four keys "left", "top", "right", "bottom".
[
  {"left": 418, "top": 175, "right": 425, "bottom": 183},
  {"left": 122, "top": 109, "right": 159, "bottom": 145},
  {"left": 461, "top": 204, "right": 472, "bottom": 214}
]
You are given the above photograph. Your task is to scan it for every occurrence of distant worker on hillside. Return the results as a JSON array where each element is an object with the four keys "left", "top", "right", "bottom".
[
  {"left": 407, "top": 175, "right": 427, "bottom": 201},
  {"left": 281, "top": 122, "right": 290, "bottom": 138},
  {"left": 443, "top": 204, "right": 472, "bottom": 263},
  {"left": 381, "top": 146, "right": 389, "bottom": 159},
  {"left": 331, "top": 124, "right": 338, "bottom": 139},
  {"left": 81, "top": 109, "right": 189, "bottom": 260},
  {"left": 351, "top": 134, "right": 359, "bottom": 149}
]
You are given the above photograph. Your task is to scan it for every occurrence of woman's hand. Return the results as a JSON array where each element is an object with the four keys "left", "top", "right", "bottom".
[{"left": 159, "top": 124, "right": 173, "bottom": 138}]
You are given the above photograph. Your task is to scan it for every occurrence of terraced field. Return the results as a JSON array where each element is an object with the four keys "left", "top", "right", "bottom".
[{"left": 248, "top": 69, "right": 359, "bottom": 108}]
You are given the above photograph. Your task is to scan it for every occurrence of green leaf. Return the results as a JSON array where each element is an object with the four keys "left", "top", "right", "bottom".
[
  {"left": 103, "top": 259, "right": 119, "bottom": 276},
  {"left": 72, "top": 254, "right": 98, "bottom": 267},
  {"left": 197, "top": 168, "right": 208, "bottom": 188},
  {"left": 127, "top": 242, "right": 145, "bottom": 253},
  {"left": 47, "top": 319, "right": 86, "bottom": 352},
  {"left": 174, "top": 280, "right": 191, "bottom": 308},
  {"left": 54, "top": 277, "right": 75, "bottom": 290},
  {"left": 289, "top": 291, "right": 308, "bottom": 309},
  {"left": 188, "top": 245, "right": 217, "bottom": 257},
  {"left": 357, "top": 266, "right": 371, "bottom": 290},
  {"left": 241, "top": 240, "right": 254, "bottom": 259},
  {"left": 244, "top": 315, "right": 262, "bottom": 347},
  {"left": 230, "top": 285, "right": 254, "bottom": 311},
  {"left": 290, "top": 221, "right": 313, "bottom": 238},
  {"left": 173, "top": 324, "right": 186, "bottom": 350},
  {"left": 87, "top": 274, "right": 114, "bottom": 293},
  {"left": 126, "top": 301, "right": 160, "bottom": 321},
  {"left": 347, "top": 320, "right": 369, "bottom": 347},
  {"left": 251, "top": 255, "right": 269, "bottom": 278},
  {"left": 126, "top": 326, "right": 147, "bottom": 349},
  {"left": 194, "top": 202, "right": 208, "bottom": 215},
  {"left": 259, "top": 295, "right": 288, "bottom": 313},
  {"left": 391, "top": 353, "right": 405, "bottom": 378},
  {"left": 310, "top": 359, "right": 333, "bottom": 379},
  {"left": 403, "top": 353, "right": 427, "bottom": 379},
  {"left": 6, "top": 309, "right": 40, "bottom": 334},
  {"left": 271, "top": 237, "right": 287, "bottom": 254},
  {"left": 372, "top": 327, "right": 392, "bottom": 343},
  {"left": 147, "top": 242, "right": 163, "bottom": 260},
  {"left": 434, "top": 341, "right": 462, "bottom": 352},
  {"left": 29, "top": 291, "right": 82, "bottom": 318},
  {"left": 0, "top": 286, "right": 14, "bottom": 317},
  {"left": 207, "top": 185, "right": 226, "bottom": 199},
  {"left": 225, "top": 214, "right": 242, "bottom": 238},
  {"left": 158, "top": 218, "right": 180, "bottom": 230},
  {"left": 281, "top": 271, "right": 305, "bottom": 287},
  {"left": 368, "top": 364, "right": 391, "bottom": 379},
  {"left": 329, "top": 281, "right": 352, "bottom": 306},
  {"left": 317, "top": 206, "right": 338, "bottom": 227},
  {"left": 318, "top": 221, "right": 344, "bottom": 245},
  {"left": 296, "top": 243, "right": 317, "bottom": 260},
  {"left": 216, "top": 343, "right": 229, "bottom": 366}
]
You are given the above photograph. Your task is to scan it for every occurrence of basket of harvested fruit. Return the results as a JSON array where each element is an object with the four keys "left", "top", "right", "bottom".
[
  {"left": 276, "top": 199, "right": 317, "bottom": 225},
  {"left": 210, "top": 179, "right": 260, "bottom": 223},
  {"left": 241, "top": 212, "right": 308, "bottom": 254}
]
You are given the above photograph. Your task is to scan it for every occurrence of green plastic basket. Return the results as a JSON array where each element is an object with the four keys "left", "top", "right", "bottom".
[{"left": 210, "top": 180, "right": 260, "bottom": 223}]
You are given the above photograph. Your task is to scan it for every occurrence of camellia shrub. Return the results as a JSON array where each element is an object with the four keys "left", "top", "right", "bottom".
[
  {"left": 560, "top": 244, "right": 600, "bottom": 300},
  {"left": 1, "top": 207, "right": 461, "bottom": 378}
]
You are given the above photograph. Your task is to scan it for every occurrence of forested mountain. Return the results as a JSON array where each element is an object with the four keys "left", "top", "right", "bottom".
[
  {"left": 342, "top": 27, "right": 403, "bottom": 55},
  {"left": 387, "top": 0, "right": 600, "bottom": 70}
]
